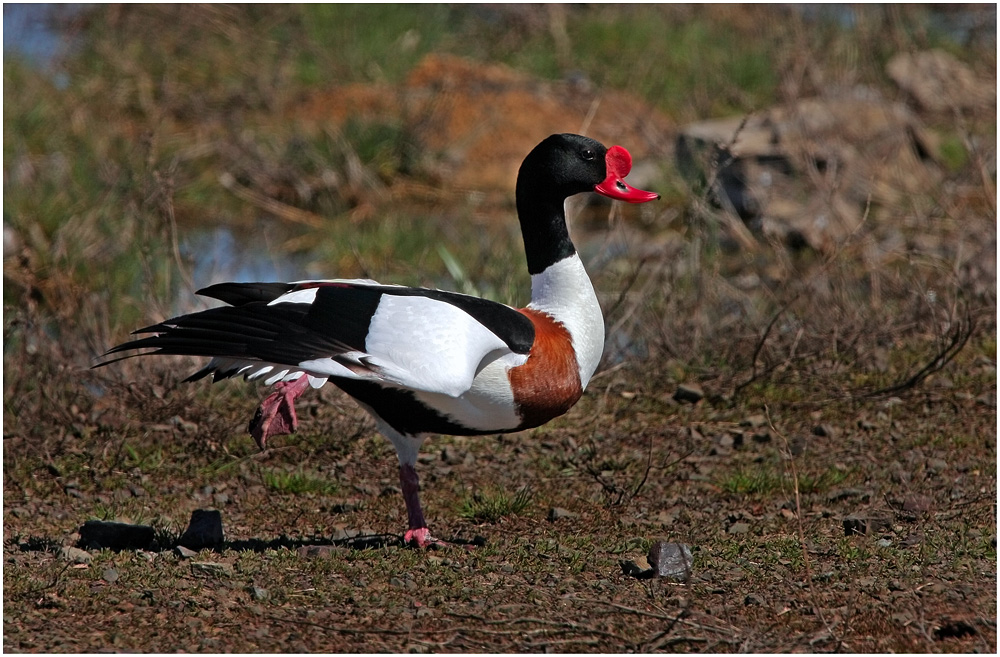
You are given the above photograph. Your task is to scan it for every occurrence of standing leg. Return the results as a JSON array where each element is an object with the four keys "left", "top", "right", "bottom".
[
  {"left": 369, "top": 420, "right": 441, "bottom": 548},
  {"left": 399, "top": 463, "right": 441, "bottom": 548}
]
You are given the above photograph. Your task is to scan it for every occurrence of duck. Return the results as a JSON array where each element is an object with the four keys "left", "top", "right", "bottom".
[{"left": 98, "top": 133, "right": 659, "bottom": 547}]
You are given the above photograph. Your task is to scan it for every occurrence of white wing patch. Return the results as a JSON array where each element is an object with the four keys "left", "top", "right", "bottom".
[{"left": 361, "top": 294, "right": 517, "bottom": 397}]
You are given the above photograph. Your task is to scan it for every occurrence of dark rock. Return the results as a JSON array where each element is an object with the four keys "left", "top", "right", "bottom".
[
  {"left": 673, "top": 383, "right": 704, "bottom": 404},
  {"left": 647, "top": 541, "right": 693, "bottom": 581},
  {"left": 788, "top": 434, "right": 807, "bottom": 456},
  {"left": 744, "top": 593, "right": 763, "bottom": 606},
  {"left": 843, "top": 514, "right": 892, "bottom": 536},
  {"left": 843, "top": 515, "right": 867, "bottom": 536},
  {"left": 178, "top": 509, "right": 224, "bottom": 549},
  {"left": 752, "top": 430, "right": 771, "bottom": 444},
  {"left": 932, "top": 619, "right": 978, "bottom": 641},
  {"left": 619, "top": 560, "right": 655, "bottom": 579},
  {"left": 78, "top": 520, "right": 155, "bottom": 551},
  {"left": 812, "top": 424, "right": 837, "bottom": 439},
  {"left": 547, "top": 507, "right": 579, "bottom": 522},
  {"left": 827, "top": 488, "right": 872, "bottom": 503}
]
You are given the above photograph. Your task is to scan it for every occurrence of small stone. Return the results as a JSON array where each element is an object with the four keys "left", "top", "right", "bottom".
[
  {"left": 742, "top": 414, "right": 767, "bottom": 428},
  {"left": 752, "top": 430, "right": 771, "bottom": 444},
  {"left": 619, "top": 560, "right": 655, "bottom": 579},
  {"left": 60, "top": 546, "right": 92, "bottom": 564},
  {"left": 647, "top": 541, "right": 693, "bottom": 581},
  {"left": 102, "top": 568, "right": 119, "bottom": 583},
  {"left": 547, "top": 507, "right": 578, "bottom": 522},
  {"left": 673, "top": 383, "right": 704, "bottom": 404},
  {"left": 728, "top": 522, "right": 750, "bottom": 535},
  {"left": 78, "top": 520, "right": 155, "bottom": 551},
  {"left": 812, "top": 424, "right": 837, "bottom": 439},
  {"left": 876, "top": 538, "right": 892, "bottom": 547},
  {"left": 175, "top": 545, "right": 198, "bottom": 558},
  {"left": 889, "top": 579, "right": 905, "bottom": 591},
  {"left": 191, "top": 561, "right": 232, "bottom": 577},
  {"left": 249, "top": 586, "right": 269, "bottom": 601},
  {"left": 788, "top": 435, "right": 806, "bottom": 456},
  {"left": 744, "top": 593, "right": 763, "bottom": 606},
  {"left": 927, "top": 458, "right": 948, "bottom": 474},
  {"left": 441, "top": 446, "right": 467, "bottom": 466},
  {"left": 178, "top": 509, "right": 224, "bottom": 549}
]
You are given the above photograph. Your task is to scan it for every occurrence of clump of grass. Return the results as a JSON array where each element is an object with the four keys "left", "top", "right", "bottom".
[
  {"left": 458, "top": 487, "right": 532, "bottom": 523},
  {"left": 262, "top": 468, "right": 338, "bottom": 496},
  {"left": 719, "top": 467, "right": 784, "bottom": 495}
]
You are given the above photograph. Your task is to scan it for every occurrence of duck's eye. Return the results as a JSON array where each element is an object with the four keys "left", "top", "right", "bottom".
[{"left": 581, "top": 149, "right": 595, "bottom": 161}]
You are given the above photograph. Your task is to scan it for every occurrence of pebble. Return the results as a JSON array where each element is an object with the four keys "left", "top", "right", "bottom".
[
  {"left": 547, "top": 507, "right": 578, "bottom": 522},
  {"left": 190, "top": 561, "right": 232, "bottom": 577},
  {"left": 673, "top": 383, "right": 704, "bottom": 404},
  {"left": 102, "top": 568, "right": 119, "bottom": 583},
  {"left": 175, "top": 545, "right": 198, "bottom": 558},
  {"left": 728, "top": 522, "right": 750, "bottom": 535},
  {"left": 249, "top": 586, "right": 269, "bottom": 601},
  {"left": 927, "top": 458, "right": 948, "bottom": 474},
  {"left": 742, "top": 414, "right": 767, "bottom": 428},
  {"left": 812, "top": 424, "right": 837, "bottom": 439},
  {"left": 60, "top": 546, "right": 92, "bottom": 564},
  {"left": 178, "top": 509, "right": 224, "bottom": 549},
  {"left": 744, "top": 593, "right": 763, "bottom": 606},
  {"left": 647, "top": 541, "right": 693, "bottom": 581}
]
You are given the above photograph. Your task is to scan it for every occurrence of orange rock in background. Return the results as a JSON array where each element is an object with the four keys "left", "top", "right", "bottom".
[{"left": 294, "top": 54, "right": 675, "bottom": 193}]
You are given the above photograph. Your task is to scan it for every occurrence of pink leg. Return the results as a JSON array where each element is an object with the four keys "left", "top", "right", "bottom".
[
  {"left": 399, "top": 464, "right": 443, "bottom": 548},
  {"left": 247, "top": 376, "right": 311, "bottom": 449}
]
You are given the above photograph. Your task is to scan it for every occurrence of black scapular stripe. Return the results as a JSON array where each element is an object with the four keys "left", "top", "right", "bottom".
[{"left": 96, "top": 282, "right": 536, "bottom": 377}]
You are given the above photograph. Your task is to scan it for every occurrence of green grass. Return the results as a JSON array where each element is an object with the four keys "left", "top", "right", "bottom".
[
  {"left": 262, "top": 467, "right": 339, "bottom": 496},
  {"left": 458, "top": 486, "right": 533, "bottom": 523}
]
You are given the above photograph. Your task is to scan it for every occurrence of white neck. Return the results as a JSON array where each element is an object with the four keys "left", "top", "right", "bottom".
[{"left": 527, "top": 253, "right": 605, "bottom": 389}]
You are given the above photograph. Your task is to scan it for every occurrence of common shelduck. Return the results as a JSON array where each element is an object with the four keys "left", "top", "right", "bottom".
[{"left": 99, "top": 133, "right": 659, "bottom": 547}]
